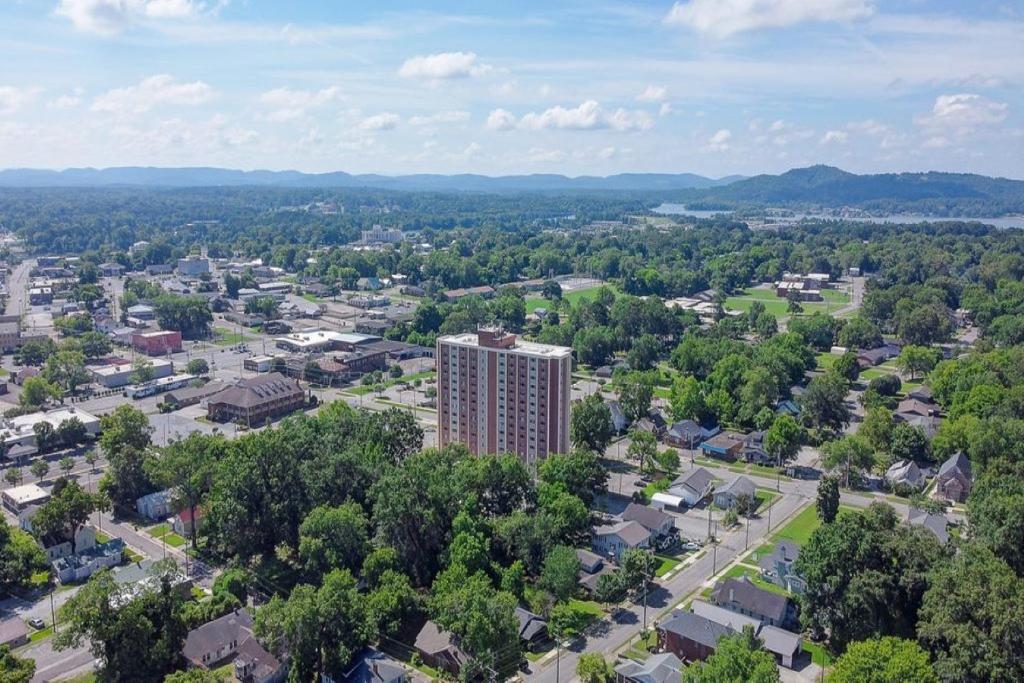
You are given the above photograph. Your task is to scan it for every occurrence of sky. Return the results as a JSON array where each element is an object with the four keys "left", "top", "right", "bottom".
[{"left": 0, "top": 0, "right": 1022, "bottom": 178}]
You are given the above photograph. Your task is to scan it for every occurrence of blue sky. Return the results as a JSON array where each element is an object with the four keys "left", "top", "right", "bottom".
[{"left": 1, "top": 0, "right": 1022, "bottom": 177}]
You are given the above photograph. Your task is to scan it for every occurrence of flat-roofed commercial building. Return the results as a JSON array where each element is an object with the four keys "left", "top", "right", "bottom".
[{"left": 437, "top": 328, "right": 572, "bottom": 464}]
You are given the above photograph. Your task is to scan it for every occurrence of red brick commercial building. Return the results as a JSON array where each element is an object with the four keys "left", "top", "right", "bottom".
[
  {"left": 206, "top": 372, "right": 305, "bottom": 426},
  {"left": 132, "top": 330, "right": 182, "bottom": 355},
  {"left": 436, "top": 327, "right": 572, "bottom": 464}
]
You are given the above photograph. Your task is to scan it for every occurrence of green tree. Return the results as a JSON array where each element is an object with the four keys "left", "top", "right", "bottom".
[
  {"left": 152, "top": 294, "right": 213, "bottom": 339},
  {"left": 298, "top": 503, "right": 371, "bottom": 578},
  {"left": 14, "top": 338, "right": 56, "bottom": 366},
  {"left": 896, "top": 345, "right": 940, "bottom": 380},
  {"left": 574, "top": 326, "right": 614, "bottom": 367},
  {"left": 57, "top": 417, "right": 88, "bottom": 446},
  {"left": 185, "top": 358, "right": 209, "bottom": 375},
  {"left": 130, "top": 358, "right": 155, "bottom": 385},
  {"left": 0, "top": 518, "right": 47, "bottom": 593},
  {"left": 19, "top": 376, "right": 60, "bottom": 408},
  {"left": 164, "top": 670, "right": 223, "bottom": 683},
  {"left": 570, "top": 393, "right": 613, "bottom": 453},
  {"left": 29, "top": 459, "right": 49, "bottom": 482},
  {"left": 245, "top": 295, "right": 279, "bottom": 318},
  {"left": 795, "top": 503, "right": 945, "bottom": 653},
  {"left": 816, "top": 475, "right": 840, "bottom": 524},
  {"left": 429, "top": 564, "right": 520, "bottom": 673},
  {"left": 889, "top": 423, "right": 930, "bottom": 463},
  {"left": 59, "top": 455, "right": 74, "bottom": 477},
  {"left": 827, "top": 637, "right": 937, "bottom": 683},
  {"left": 365, "top": 569, "right": 420, "bottom": 639},
  {"left": 966, "top": 461, "right": 1024, "bottom": 575},
  {"left": 682, "top": 627, "right": 780, "bottom": 683},
  {"left": 0, "top": 645, "right": 36, "bottom": 683},
  {"left": 833, "top": 351, "right": 861, "bottom": 382},
  {"left": 30, "top": 480, "right": 104, "bottom": 554},
  {"left": 146, "top": 432, "right": 221, "bottom": 550},
  {"left": 626, "top": 334, "right": 661, "bottom": 372},
  {"left": 540, "top": 545, "right": 582, "bottom": 604},
  {"left": 619, "top": 373, "right": 654, "bottom": 423},
  {"left": 668, "top": 375, "right": 706, "bottom": 423},
  {"left": 799, "top": 372, "right": 851, "bottom": 432},
  {"left": 627, "top": 429, "right": 658, "bottom": 475},
  {"left": 916, "top": 543, "right": 1024, "bottom": 683},
  {"left": 837, "top": 316, "right": 882, "bottom": 350},
  {"left": 255, "top": 569, "right": 371, "bottom": 682},
  {"left": 3, "top": 467, "right": 21, "bottom": 486},
  {"left": 764, "top": 413, "right": 803, "bottom": 465},
  {"left": 821, "top": 435, "right": 875, "bottom": 488},
  {"left": 538, "top": 449, "right": 607, "bottom": 505},
  {"left": 78, "top": 330, "right": 113, "bottom": 359},
  {"left": 43, "top": 347, "right": 89, "bottom": 393},
  {"left": 577, "top": 652, "right": 612, "bottom": 683},
  {"left": 860, "top": 407, "right": 894, "bottom": 453},
  {"left": 98, "top": 405, "right": 155, "bottom": 515},
  {"left": 55, "top": 568, "right": 188, "bottom": 681}
]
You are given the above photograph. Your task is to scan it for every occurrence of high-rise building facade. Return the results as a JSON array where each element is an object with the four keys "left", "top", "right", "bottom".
[{"left": 437, "top": 328, "right": 572, "bottom": 463}]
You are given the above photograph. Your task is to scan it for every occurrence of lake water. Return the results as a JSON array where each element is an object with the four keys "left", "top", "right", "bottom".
[{"left": 651, "top": 203, "right": 1024, "bottom": 230}]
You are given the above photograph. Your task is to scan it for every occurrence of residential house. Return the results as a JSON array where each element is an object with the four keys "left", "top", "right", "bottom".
[
  {"left": 98, "top": 262, "right": 125, "bottom": 277},
  {"left": 907, "top": 508, "right": 950, "bottom": 545},
  {"left": 712, "top": 476, "right": 757, "bottom": 510},
  {"left": 614, "top": 652, "right": 683, "bottom": 683},
  {"left": 855, "top": 343, "right": 901, "bottom": 368},
  {"left": 514, "top": 607, "right": 549, "bottom": 651},
  {"left": 53, "top": 538, "right": 124, "bottom": 583},
  {"left": 885, "top": 460, "right": 926, "bottom": 491},
  {"left": 607, "top": 400, "right": 630, "bottom": 435},
  {"left": 146, "top": 264, "right": 174, "bottom": 276},
  {"left": 699, "top": 432, "right": 744, "bottom": 460},
  {"left": 896, "top": 398, "right": 940, "bottom": 418},
  {"left": 592, "top": 521, "right": 651, "bottom": 561},
  {"left": 172, "top": 507, "right": 205, "bottom": 538},
  {"left": 576, "top": 549, "right": 615, "bottom": 595},
  {"left": 935, "top": 451, "right": 972, "bottom": 503},
  {"left": 656, "top": 611, "right": 733, "bottom": 663},
  {"left": 737, "top": 432, "right": 770, "bottom": 464},
  {"left": 0, "top": 616, "right": 29, "bottom": 649},
  {"left": 667, "top": 468, "right": 715, "bottom": 508},
  {"left": 356, "top": 277, "right": 385, "bottom": 291},
  {"left": 182, "top": 609, "right": 285, "bottom": 683},
  {"left": 443, "top": 285, "right": 495, "bottom": 302},
  {"left": 689, "top": 601, "right": 802, "bottom": 668},
  {"left": 335, "top": 649, "right": 408, "bottom": 683},
  {"left": 900, "top": 414, "right": 942, "bottom": 439},
  {"left": 757, "top": 540, "right": 805, "bottom": 595},
  {"left": 710, "top": 576, "right": 798, "bottom": 630},
  {"left": 664, "top": 420, "right": 719, "bottom": 450},
  {"left": 622, "top": 503, "right": 675, "bottom": 542},
  {"left": 136, "top": 489, "right": 175, "bottom": 520},
  {"left": 906, "top": 386, "right": 933, "bottom": 403},
  {"left": 413, "top": 621, "right": 466, "bottom": 676}
]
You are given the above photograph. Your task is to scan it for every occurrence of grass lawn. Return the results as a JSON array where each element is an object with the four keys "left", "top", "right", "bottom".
[
  {"left": 567, "top": 598, "right": 604, "bottom": 623},
  {"left": 162, "top": 533, "right": 187, "bottom": 548},
  {"left": 725, "top": 287, "right": 850, "bottom": 319},
  {"left": 29, "top": 569, "right": 51, "bottom": 588},
  {"left": 769, "top": 504, "right": 822, "bottom": 547},
  {"left": 654, "top": 555, "right": 680, "bottom": 576},
  {"left": 146, "top": 523, "right": 170, "bottom": 537},
  {"left": 525, "top": 283, "right": 619, "bottom": 313},
  {"left": 755, "top": 489, "right": 781, "bottom": 512},
  {"left": 804, "top": 641, "right": 835, "bottom": 667},
  {"left": 720, "top": 564, "right": 792, "bottom": 597},
  {"left": 55, "top": 674, "right": 96, "bottom": 683},
  {"left": 815, "top": 352, "right": 839, "bottom": 370},
  {"left": 212, "top": 326, "right": 257, "bottom": 346}
]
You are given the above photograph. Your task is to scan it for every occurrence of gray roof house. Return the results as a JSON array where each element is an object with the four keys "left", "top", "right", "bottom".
[
  {"left": 667, "top": 467, "right": 715, "bottom": 507},
  {"left": 665, "top": 420, "right": 719, "bottom": 449},
  {"left": 607, "top": 400, "right": 630, "bottom": 434},
  {"left": 885, "top": 460, "right": 926, "bottom": 491},
  {"left": 614, "top": 652, "right": 683, "bottom": 683},
  {"left": 712, "top": 476, "right": 757, "bottom": 510},
  {"left": 514, "top": 607, "right": 549, "bottom": 649},
  {"left": 622, "top": 503, "right": 675, "bottom": 539},
  {"left": 935, "top": 451, "right": 972, "bottom": 503},
  {"left": 591, "top": 520, "right": 651, "bottom": 561},
  {"left": 908, "top": 508, "right": 950, "bottom": 545},
  {"left": 656, "top": 611, "right": 733, "bottom": 662},
  {"left": 337, "top": 649, "right": 408, "bottom": 683},
  {"left": 413, "top": 621, "right": 466, "bottom": 675},
  {"left": 757, "top": 540, "right": 805, "bottom": 594},
  {"left": 710, "top": 576, "right": 797, "bottom": 629},
  {"left": 182, "top": 608, "right": 284, "bottom": 681}
]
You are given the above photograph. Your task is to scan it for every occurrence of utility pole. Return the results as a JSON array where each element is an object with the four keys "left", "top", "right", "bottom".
[
  {"left": 50, "top": 589, "right": 57, "bottom": 634},
  {"left": 745, "top": 512, "right": 750, "bottom": 550}
]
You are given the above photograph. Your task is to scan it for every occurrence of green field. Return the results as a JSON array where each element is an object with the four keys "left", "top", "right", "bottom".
[
  {"left": 212, "top": 327, "right": 257, "bottom": 346},
  {"left": 525, "top": 283, "right": 619, "bottom": 313},
  {"left": 725, "top": 287, "right": 850, "bottom": 319}
]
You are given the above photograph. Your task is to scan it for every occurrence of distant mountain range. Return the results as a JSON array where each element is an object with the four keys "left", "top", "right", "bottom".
[
  {"left": 1, "top": 164, "right": 1021, "bottom": 214},
  {"left": 0, "top": 167, "right": 742, "bottom": 191}
]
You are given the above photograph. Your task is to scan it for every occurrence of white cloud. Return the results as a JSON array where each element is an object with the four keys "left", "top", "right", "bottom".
[
  {"left": 706, "top": 128, "right": 732, "bottom": 151},
  {"left": 92, "top": 74, "right": 213, "bottom": 115},
  {"left": 636, "top": 85, "right": 666, "bottom": 103},
  {"left": 359, "top": 112, "right": 399, "bottom": 131},
  {"left": 527, "top": 146, "right": 565, "bottom": 163},
  {"left": 664, "top": 0, "right": 873, "bottom": 37},
  {"left": 398, "top": 52, "right": 492, "bottom": 81},
  {"left": 659, "top": 102, "right": 673, "bottom": 117},
  {"left": 518, "top": 100, "right": 652, "bottom": 132},
  {"left": 0, "top": 86, "right": 42, "bottom": 115},
  {"left": 48, "top": 93, "right": 83, "bottom": 110},
  {"left": 259, "top": 86, "right": 341, "bottom": 122},
  {"left": 55, "top": 0, "right": 202, "bottom": 35},
  {"left": 408, "top": 110, "right": 470, "bottom": 126},
  {"left": 598, "top": 146, "right": 617, "bottom": 160},
  {"left": 821, "top": 130, "right": 848, "bottom": 144},
  {"left": 485, "top": 108, "right": 517, "bottom": 132},
  {"left": 915, "top": 93, "right": 1008, "bottom": 130},
  {"left": 922, "top": 136, "right": 950, "bottom": 149}
]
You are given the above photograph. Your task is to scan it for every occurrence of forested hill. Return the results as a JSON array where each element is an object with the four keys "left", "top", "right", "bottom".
[
  {"left": 0, "top": 167, "right": 739, "bottom": 192},
  {"left": 689, "top": 165, "right": 1024, "bottom": 215}
]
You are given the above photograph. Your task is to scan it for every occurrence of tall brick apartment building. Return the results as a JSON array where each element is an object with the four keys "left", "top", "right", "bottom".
[{"left": 436, "top": 328, "right": 572, "bottom": 463}]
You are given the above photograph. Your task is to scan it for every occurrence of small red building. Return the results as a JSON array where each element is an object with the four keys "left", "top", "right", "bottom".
[{"left": 132, "top": 330, "right": 182, "bottom": 355}]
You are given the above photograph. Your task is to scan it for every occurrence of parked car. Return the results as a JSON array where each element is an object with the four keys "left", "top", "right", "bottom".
[{"left": 28, "top": 617, "right": 45, "bottom": 629}]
